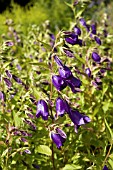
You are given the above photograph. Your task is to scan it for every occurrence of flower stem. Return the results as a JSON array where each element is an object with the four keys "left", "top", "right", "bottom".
[
  {"left": 52, "top": 142, "right": 56, "bottom": 170},
  {"left": 102, "top": 143, "right": 112, "bottom": 167}
]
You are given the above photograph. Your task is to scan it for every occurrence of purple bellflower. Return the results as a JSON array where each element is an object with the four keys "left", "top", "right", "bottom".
[
  {"left": 74, "top": 26, "right": 81, "bottom": 36},
  {"left": 52, "top": 75, "right": 67, "bottom": 91},
  {"left": 3, "top": 78, "right": 12, "bottom": 88},
  {"left": 92, "top": 52, "right": 101, "bottom": 63},
  {"left": 51, "top": 128, "right": 67, "bottom": 149},
  {"left": 63, "top": 48, "right": 75, "bottom": 58},
  {"left": 54, "top": 55, "right": 64, "bottom": 67},
  {"left": 59, "top": 66, "right": 72, "bottom": 79},
  {"left": 69, "top": 109, "right": 91, "bottom": 132},
  {"left": 91, "top": 23, "right": 97, "bottom": 35},
  {"left": 36, "top": 100, "right": 49, "bottom": 120},
  {"left": 79, "top": 18, "right": 87, "bottom": 27},
  {"left": 85, "top": 68, "right": 91, "bottom": 77},
  {"left": 55, "top": 97, "right": 70, "bottom": 117},
  {"left": 103, "top": 165, "right": 109, "bottom": 170},
  {"left": 94, "top": 36, "right": 101, "bottom": 45},
  {"left": 66, "top": 75, "right": 81, "bottom": 93}
]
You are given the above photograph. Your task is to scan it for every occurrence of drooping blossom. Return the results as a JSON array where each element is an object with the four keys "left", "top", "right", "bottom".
[
  {"left": 69, "top": 109, "right": 91, "bottom": 132},
  {"left": 51, "top": 128, "right": 67, "bottom": 149},
  {"left": 52, "top": 75, "right": 67, "bottom": 91},
  {"left": 92, "top": 52, "right": 101, "bottom": 63},
  {"left": 85, "top": 68, "right": 91, "bottom": 77},
  {"left": 36, "top": 100, "right": 49, "bottom": 120},
  {"left": 103, "top": 165, "right": 109, "bottom": 170}
]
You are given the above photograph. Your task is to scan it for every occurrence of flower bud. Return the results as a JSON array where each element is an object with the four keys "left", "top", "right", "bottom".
[{"left": 92, "top": 52, "right": 101, "bottom": 63}]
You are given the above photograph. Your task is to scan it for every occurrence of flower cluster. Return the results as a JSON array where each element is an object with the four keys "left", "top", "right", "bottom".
[{"left": 52, "top": 56, "right": 81, "bottom": 93}]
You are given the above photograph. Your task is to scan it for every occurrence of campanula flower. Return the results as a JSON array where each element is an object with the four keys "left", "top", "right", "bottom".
[
  {"left": 66, "top": 75, "right": 81, "bottom": 93},
  {"left": 51, "top": 128, "right": 67, "bottom": 149},
  {"left": 63, "top": 48, "right": 75, "bottom": 58},
  {"left": 79, "top": 18, "right": 87, "bottom": 27},
  {"left": 36, "top": 100, "right": 49, "bottom": 120},
  {"left": 92, "top": 52, "right": 101, "bottom": 63},
  {"left": 94, "top": 36, "right": 101, "bottom": 45},
  {"left": 69, "top": 109, "right": 91, "bottom": 129},
  {"left": 5, "top": 70, "right": 12, "bottom": 79},
  {"left": 54, "top": 55, "right": 64, "bottom": 67},
  {"left": 12, "top": 75, "right": 22, "bottom": 84},
  {"left": 59, "top": 66, "right": 72, "bottom": 79},
  {"left": 0, "top": 91, "right": 4, "bottom": 100},
  {"left": 52, "top": 75, "right": 67, "bottom": 91},
  {"left": 91, "top": 23, "right": 96, "bottom": 35},
  {"left": 85, "top": 68, "right": 91, "bottom": 77},
  {"left": 56, "top": 97, "right": 70, "bottom": 117},
  {"left": 65, "top": 37, "right": 78, "bottom": 45},
  {"left": 74, "top": 26, "right": 81, "bottom": 36},
  {"left": 3, "top": 77, "right": 12, "bottom": 88},
  {"left": 103, "top": 165, "right": 109, "bottom": 170}
]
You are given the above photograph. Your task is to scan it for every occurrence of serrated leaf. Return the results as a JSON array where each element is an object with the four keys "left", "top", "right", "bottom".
[{"left": 36, "top": 145, "right": 52, "bottom": 156}]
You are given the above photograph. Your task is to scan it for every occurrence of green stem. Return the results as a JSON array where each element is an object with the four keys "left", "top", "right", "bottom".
[{"left": 102, "top": 143, "right": 112, "bottom": 167}]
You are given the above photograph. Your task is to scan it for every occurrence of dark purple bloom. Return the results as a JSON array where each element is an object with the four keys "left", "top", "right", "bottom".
[
  {"left": 91, "top": 23, "right": 96, "bottom": 35},
  {"left": 65, "top": 37, "right": 78, "bottom": 45},
  {"left": 66, "top": 76, "right": 81, "bottom": 93},
  {"left": 49, "top": 33, "right": 55, "bottom": 41},
  {"left": 92, "top": 52, "right": 101, "bottom": 63},
  {"left": 74, "top": 26, "right": 81, "bottom": 36},
  {"left": 51, "top": 129, "right": 66, "bottom": 149},
  {"left": 63, "top": 48, "right": 75, "bottom": 58},
  {"left": 36, "top": 100, "right": 49, "bottom": 120},
  {"left": 3, "top": 78, "right": 12, "bottom": 88},
  {"left": 0, "top": 91, "right": 4, "bottom": 100},
  {"left": 5, "top": 70, "right": 12, "bottom": 78},
  {"left": 12, "top": 75, "right": 22, "bottom": 84},
  {"left": 94, "top": 36, "right": 101, "bottom": 45},
  {"left": 54, "top": 55, "right": 64, "bottom": 67},
  {"left": 56, "top": 97, "right": 69, "bottom": 117},
  {"left": 69, "top": 109, "right": 91, "bottom": 131},
  {"left": 77, "top": 39, "right": 83, "bottom": 46},
  {"left": 103, "top": 165, "right": 109, "bottom": 170},
  {"left": 56, "top": 128, "right": 67, "bottom": 139},
  {"left": 59, "top": 66, "right": 72, "bottom": 79},
  {"left": 85, "top": 68, "right": 91, "bottom": 77},
  {"left": 24, "top": 119, "right": 36, "bottom": 130},
  {"left": 79, "top": 18, "right": 87, "bottom": 27},
  {"left": 52, "top": 75, "right": 67, "bottom": 91}
]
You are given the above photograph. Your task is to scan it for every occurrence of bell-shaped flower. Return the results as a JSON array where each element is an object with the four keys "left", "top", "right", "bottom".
[
  {"left": 66, "top": 75, "right": 81, "bottom": 93},
  {"left": 69, "top": 109, "right": 91, "bottom": 128},
  {"left": 85, "top": 68, "right": 91, "bottom": 77},
  {"left": 65, "top": 37, "right": 78, "bottom": 45},
  {"left": 74, "top": 26, "right": 81, "bottom": 36},
  {"left": 63, "top": 48, "right": 74, "bottom": 58},
  {"left": 59, "top": 66, "right": 72, "bottom": 79},
  {"left": 79, "top": 18, "right": 87, "bottom": 27},
  {"left": 36, "top": 100, "right": 49, "bottom": 120},
  {"left": 54, "top": 55, "right": 64, "bottom": 67},
  {"left": 52, "top": 75, "right": 67, "bottom": 91},
  {"left": 51, "top": 128, "right": 67, "bottom": 149},
  {"left": 56, "top": 97, "right": 70, "bottom": 117},
  {"left": 3, "top": 77, "right": 12, "bottom": 88},
  {"left": 92, "top": 52, "right": 101, "bottom": 63},
  {"left": 91, "top": 23, "right": 96, "bottom": 35},
  {"left": 103, "top": 165, "right": 108, "bottom": 170},
  {"left": 94, "top": 36, "right": 101, "bottom": 45}
]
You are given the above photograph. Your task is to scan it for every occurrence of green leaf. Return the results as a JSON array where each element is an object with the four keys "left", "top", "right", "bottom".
[
  {"left": 36, "top": 145, "right": 52, "bottom": 156},
  {"left": 105, "top": 118, "right": 113, "bottom": 143},
  {"left": 37, "top": 39, "right": 51, "bottom": 50},
  {"left": 62, "top": 164, "right": 82, "bottom": 170}
]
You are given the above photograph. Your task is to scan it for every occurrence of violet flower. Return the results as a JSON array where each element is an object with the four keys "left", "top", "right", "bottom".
[
  {"left": 12, "top": 75, "right": 22, "bottom": 84},
  {"left": 63, "top": 48, "right": 75, "bottom": 58},
  {"left": 36, "top": 100, "right": 49, "bottom": 120},
  {"left": 59, "top": 66, "right": 72, "bottom": 79},
  {"left": 103, "top": 165, "right": 109, "bottom": 170},
  {"left": 92, "top": 52, "right": 101, "bottom": 63},
  {"left": 5, "top": 70, "right": 12, "bottom": 79},
  {"left": 85, "top": 68, "right": 91, "bottom": 77},
  {"left": 79, "top": 18, "right": 87, "bottom": 27},
  {"left": 0, "top": 91, "right": 4, "bottom": 100},
  {"left": 51, "top": 128, "right": 67, "bottom": 149},
  {"left": 91, "top": 23, "right": 96, "bottom": 35},
  {"left": 52, "top": 75, "right": 67, "bottom": 91},
  {"left": 66, "top": 75, "right": 81, "bottom": 93},
  {"left": 94, "top": 36, "right": 101, "bottom": 45},
  {"left": 69, "top": 109, "right": 91, "bottom": 132},
  {"left": 56, "top": 97, "right": 70, "bottom": 117},
  {"left": 65, "top": 37, "right": 78, "bottom": 45},
  {"left": 54, "top": 55, "right": 64, "bottom": 67},
  {"left": 3, "top": 77, "right": 12, "bottom": 88},
  {"left": 74, "top": 26, "right": 81, "bottom": 36}
]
